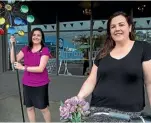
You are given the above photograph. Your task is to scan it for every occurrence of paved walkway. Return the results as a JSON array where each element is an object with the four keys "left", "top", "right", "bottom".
[
  {"left": 0, "top": 72, "right": 86, "bottom": 122},
  {"left": 0, "top": 95, "right": 60, "bottom": 122}
]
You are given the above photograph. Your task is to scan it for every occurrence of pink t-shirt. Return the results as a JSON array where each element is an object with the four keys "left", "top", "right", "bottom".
[{"left": 21, "top": 46, "right": 51, "bottom": 87}]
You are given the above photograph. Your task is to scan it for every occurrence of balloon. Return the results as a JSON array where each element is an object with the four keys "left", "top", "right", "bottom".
[
  {"left": 18, "top": 30, "right": 24, "bottom": 36},
  {"left": 5, "top": 4, "right": 12, "bottom": 11},
  {"left": 27, "top": 15, "right": 34, "bottom": 23},
  {"left": 0, "top": 28, "right": 4, "bottom": 35},
  {"left": 14, "top": 17, "right": 22, "bottom": 25},
  {"left": 8, "top": 0, "right": 15, "bottom": 4},
  {"left": 20, "top": 5, "right": 29, "bottom": 13},
  {"left": 6, "top": 24, "right": 10, "bottom": 29},
  {"left": 8, "top": 27, "right": 16, "bottom": 34},
  {"left": 0, "top": 17, "right": 5, "bottom": 25}
]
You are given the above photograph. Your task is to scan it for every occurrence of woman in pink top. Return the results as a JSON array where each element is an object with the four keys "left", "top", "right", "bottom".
[{"left": 10, "top": 28, "right": 51, "bottom": 122}]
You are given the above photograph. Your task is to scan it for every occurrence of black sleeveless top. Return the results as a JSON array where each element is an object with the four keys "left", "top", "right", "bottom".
[{"left": 91, "top": 41, "right": 151, "bottom": 112}]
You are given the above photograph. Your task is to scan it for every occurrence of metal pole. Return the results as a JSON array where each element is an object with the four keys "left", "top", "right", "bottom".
[
  {"left": 9, "top": 10, "right": 25, "bottom": 121},
  {"left": 56, "top": 12, "right": 59, "bottom": 75},
  {"left": 28, "top": 22, "right": 31, "bottom": 44},
  {"left": 12, "top": 41, "right": 25, "bottom": 122},
  {"left": 89, "top": 1, "right": 93, "bottom": 69},
  {"left": 3, "top": 31, "right": 9, "bottom": 71}
]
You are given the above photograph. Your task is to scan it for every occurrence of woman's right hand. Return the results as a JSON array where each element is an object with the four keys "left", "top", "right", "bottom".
[{"left": 10, "top": 35, "right": 16, "bottom": 44}]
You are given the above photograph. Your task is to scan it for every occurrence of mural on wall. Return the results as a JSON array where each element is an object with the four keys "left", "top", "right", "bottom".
[{"left": 13, "top": 34, "right": 84, "bottom": 60}]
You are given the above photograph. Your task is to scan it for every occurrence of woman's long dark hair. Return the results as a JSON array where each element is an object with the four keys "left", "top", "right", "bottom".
[
  {"left": 98, "top": 11, "right": 135, "bottom": 59},
  {"left": 28, "top": 27, "right": 45, "bottom": 51}
]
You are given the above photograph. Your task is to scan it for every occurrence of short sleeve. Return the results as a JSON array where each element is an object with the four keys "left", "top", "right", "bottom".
[
  {"left": 142, "top": 42, "right": 151, "bottom": 61},
  {"left": 41, "top": 47, "right": 51, "bottom": 58},
  {"left": 21, "top": 46, "right": 28, "bottom": 55}
]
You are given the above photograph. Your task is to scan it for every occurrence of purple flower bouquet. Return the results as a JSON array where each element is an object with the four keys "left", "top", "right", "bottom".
[{"left": 59, "top": 96, "right": 90, "bottom": 122}]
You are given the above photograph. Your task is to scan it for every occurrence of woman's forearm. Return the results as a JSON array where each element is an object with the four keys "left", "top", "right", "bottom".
[
  {"left": 26, "top": 66, "right": 45, "bottom": 73},
  {"left": 145, "top": 83, "right": 151, "bottom": 106},
  {"left": 77, "top": 77, "right": 96, "bottom": 99}
]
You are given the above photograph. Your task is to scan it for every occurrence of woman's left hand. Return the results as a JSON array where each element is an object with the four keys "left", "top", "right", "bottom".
[{"left": 14, "top": 62, "right": 25, "bottom": 70}]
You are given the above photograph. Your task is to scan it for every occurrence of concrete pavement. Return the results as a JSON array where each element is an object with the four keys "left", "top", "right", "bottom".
[
  {"left": 0, "top": 95, "right": 60, "bottom": 122},
  {"left": 0, "top": 71, "right": 86, "bottom": 122}
]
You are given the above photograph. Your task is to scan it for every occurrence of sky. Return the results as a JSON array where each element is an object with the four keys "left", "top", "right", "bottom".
[{"left": 22, "top": 1, "right": 151, "bottom": 24}]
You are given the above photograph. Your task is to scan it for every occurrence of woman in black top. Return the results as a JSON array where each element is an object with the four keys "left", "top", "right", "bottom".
[{"left": 76, "top": 11, "right": 151, "bottom": 122}]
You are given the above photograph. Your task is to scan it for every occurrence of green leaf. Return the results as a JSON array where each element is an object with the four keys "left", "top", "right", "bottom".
[
  {"left": 77, "top": 112, "right": 81, "bottom": 118},
  {"left": 70, "top": 112, "right": 82, "bottom": 122},
  {"left": 73, "top": 112, "right": 77, "bottom": 118},
  {"left": 74, "top": 112, "right": 81, "bottom": 122},
  {"left": 71, "top": 118, "right": 76, "bottom": 122}
]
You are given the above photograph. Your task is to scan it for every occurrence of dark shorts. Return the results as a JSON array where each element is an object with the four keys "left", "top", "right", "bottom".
[{"left": 23, "top": 84, "right": 49, "bottom": 109}]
